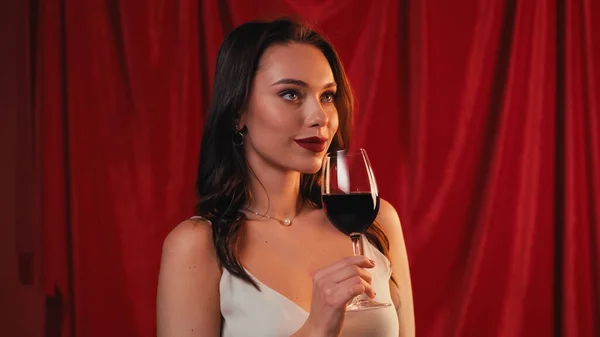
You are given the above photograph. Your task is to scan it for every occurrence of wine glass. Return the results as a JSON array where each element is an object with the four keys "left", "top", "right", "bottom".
[{"left": 321, "top": 148, "right": 391, "bottom": 311}]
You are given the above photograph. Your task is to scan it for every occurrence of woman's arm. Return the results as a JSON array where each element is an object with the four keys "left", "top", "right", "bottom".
[
  {"left": 377, "top": 200, "right": 416, "bottom": 337},
  {"left": 157, "top": 219, "right": 222, "bottom": 337}
]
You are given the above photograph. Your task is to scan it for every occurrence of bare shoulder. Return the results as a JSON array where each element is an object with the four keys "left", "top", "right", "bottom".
[
  {"left": 157, "top": 217, "right": 221, "bottom": 337},
  {"left": 376, "top": 198, "right": 404, "bottom": 241},
  {"left": 162, "top": 217, "right": 216, "bottom": 257},
  {"left": 374, "top": 198, "right": 408, "bottom": 271}
]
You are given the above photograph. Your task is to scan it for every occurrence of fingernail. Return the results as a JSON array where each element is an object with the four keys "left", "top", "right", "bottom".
[{"left": 369, "top": 259, "right": 376, "bottom": 265}]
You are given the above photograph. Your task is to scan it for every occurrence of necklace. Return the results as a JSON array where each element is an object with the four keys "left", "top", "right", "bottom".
[{"left": 243, "top": 209, "right": 297, "bottom": 226}]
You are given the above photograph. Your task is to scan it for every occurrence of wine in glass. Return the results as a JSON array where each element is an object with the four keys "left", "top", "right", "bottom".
[{"left": 321, "top": 148, "right": 391, "bottom": 311}]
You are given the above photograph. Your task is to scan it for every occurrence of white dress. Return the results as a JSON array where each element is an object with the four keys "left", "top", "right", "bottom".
[{"left": 219, "top": 235, "right": 399, "bottom": 336}]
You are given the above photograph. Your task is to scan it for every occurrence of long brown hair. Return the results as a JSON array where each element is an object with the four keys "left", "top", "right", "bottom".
[{"left": 195, "top": 18, "right": 391, "bottom": 289}]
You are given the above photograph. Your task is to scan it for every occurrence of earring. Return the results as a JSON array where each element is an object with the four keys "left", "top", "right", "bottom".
[{"left": 232, "top": 126, "right": 244, "bottom": 146}]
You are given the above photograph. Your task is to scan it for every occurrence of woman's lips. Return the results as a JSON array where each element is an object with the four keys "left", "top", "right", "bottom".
[{"left": 294, "top": 136, "right": 327, "bottom": 153}]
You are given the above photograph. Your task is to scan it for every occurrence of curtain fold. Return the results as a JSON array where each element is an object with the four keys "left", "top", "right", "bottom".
[{"left": 561, "top": 0, "right": 600, "bottom": 335}]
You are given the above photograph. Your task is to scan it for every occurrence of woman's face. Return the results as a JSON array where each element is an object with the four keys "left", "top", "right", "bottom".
[{"left": 240, "top": 42, "right": 340, "bottom": 174}]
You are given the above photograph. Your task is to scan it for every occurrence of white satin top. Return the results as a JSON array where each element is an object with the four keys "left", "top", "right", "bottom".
[{"left": 219, "top": 235, "right": 399, "bottom": 337}]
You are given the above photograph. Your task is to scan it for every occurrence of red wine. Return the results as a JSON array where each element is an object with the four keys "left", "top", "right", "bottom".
[{"left": 322, "top": 193, "right": 380, "bottom": 235}]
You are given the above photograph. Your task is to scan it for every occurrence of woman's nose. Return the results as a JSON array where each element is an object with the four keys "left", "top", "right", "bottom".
[{"left": 305, "top": 98, "right": 329, "bottom": 128}]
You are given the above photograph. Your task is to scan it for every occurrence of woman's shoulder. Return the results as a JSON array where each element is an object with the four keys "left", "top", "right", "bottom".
[
  {"left": 161, "top": 216, "right": 218, "bottom": 263},
  {"left": 376, "top": 198, "right": 404, "bottom": 238},
  {"left": 377, "top": 198, "right": 400, "bottom": 222},
  {"left": 157, "top": 217, "right": 222, "bottom": 335}
]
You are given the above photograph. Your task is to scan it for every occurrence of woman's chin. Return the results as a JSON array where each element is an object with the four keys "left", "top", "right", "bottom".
[
  {"left": 300, "top": 167, "right": 321, "bottom": 175},
  {"left": 274, "top": 151, "right": 325, "bottom": 174},
  {"left": 295, "top": 159, "right": 324, "bottom": 174}
]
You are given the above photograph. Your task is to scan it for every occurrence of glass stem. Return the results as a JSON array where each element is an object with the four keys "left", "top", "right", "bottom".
[
  {"left": 350, "top": 233, "right": 368, "bottom": 305},
  {"left": 351, "top": 234, "right": 363, "bottom": 256}
]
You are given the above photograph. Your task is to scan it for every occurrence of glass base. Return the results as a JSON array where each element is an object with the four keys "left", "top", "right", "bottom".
[{"left": 346, "top": 298, "right": 392, "bottom": 312}]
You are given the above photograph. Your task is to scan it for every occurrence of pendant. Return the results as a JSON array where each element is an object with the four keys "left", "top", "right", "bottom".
[{"left": 282, "top": 218, "right": 292, "bottom": 226}]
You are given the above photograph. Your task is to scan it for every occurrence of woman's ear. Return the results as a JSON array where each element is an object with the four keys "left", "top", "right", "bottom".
[{"left": 236, "top": 109, "right": 247, "bottom": 132}]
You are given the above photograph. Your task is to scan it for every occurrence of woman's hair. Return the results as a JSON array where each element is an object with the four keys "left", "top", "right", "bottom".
[{"left": 195, "top": 18, "right": 391, "bottom": 289}]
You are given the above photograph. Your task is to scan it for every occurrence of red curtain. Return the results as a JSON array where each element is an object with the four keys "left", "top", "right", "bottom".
[{"left": 26, "top": 0, "right": 600, "bottom": 336}]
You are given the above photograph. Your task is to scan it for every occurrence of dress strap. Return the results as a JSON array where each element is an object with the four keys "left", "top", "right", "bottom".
[{"left": 362, "top": 234, "right": 393, "bottom": 278}]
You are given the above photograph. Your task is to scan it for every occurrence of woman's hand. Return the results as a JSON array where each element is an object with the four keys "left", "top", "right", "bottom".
[{"left": 292, "top": 256, "right": 376, "bottom": 337}]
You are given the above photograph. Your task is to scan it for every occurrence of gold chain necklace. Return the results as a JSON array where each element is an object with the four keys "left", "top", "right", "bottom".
[{"left": 243, "top": 209, "right": 297, "bottom": 226}]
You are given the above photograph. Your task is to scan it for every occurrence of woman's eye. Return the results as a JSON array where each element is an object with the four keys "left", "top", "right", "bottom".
[
  {"left": 321, "top": 92, "right": 336, "bottom": 103},
  {"left": 281, "top": 90, "right": 300, "bottom": 101}
]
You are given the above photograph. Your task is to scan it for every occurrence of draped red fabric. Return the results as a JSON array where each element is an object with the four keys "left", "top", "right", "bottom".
[{"left": 24, "top": 0, "right": 600, "bottom": 336}]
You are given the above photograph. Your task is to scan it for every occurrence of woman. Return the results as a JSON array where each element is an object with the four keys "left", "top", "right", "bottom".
[{"left": 157, "top": 18, "right": 415, "bottom": 337}]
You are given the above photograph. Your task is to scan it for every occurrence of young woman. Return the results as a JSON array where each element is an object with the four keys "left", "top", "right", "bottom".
[{"left": 157, "top": 18, "right": 415, "bottom": 337}]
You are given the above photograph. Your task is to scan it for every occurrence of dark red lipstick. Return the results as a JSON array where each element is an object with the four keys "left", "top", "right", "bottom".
[{"left": 294, "top": 136, "right": 327, "bottom": 153}]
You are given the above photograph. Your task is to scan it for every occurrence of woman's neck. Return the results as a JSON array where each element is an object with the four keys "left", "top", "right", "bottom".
[{"left": 245, "top": 160, "right": 303, "bottom": 220}]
